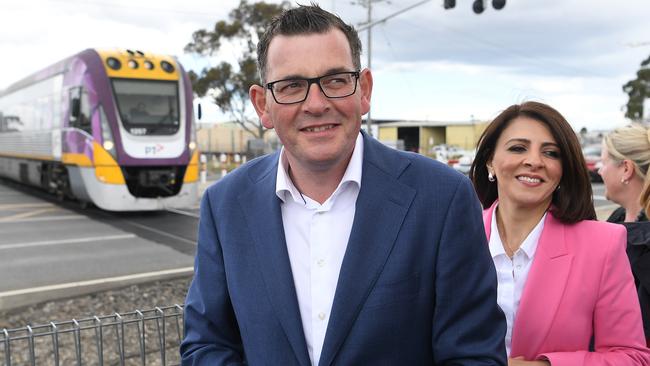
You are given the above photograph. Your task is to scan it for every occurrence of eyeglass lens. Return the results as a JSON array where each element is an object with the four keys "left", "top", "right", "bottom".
[{"left": 270, "top": 72, "right": 357, "bottom": 104}]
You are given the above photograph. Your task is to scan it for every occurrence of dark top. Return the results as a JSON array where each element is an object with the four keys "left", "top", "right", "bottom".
[{"left": 607, "top": 207, "right": 650, "bottom": 339}]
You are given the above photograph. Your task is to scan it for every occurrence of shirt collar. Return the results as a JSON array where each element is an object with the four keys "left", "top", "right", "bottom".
[
  {"left": 488, "top": 203, "right": 546, "bottom": 259},
  {"left": 275, "top": 132, "right": 363, "bottom": 204}
]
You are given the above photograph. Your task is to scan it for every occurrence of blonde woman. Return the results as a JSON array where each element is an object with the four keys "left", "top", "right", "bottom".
[{"left": 599, "top": 123, "right": 650, "bottom": 346}]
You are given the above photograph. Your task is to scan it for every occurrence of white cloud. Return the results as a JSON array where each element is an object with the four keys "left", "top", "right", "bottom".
[{"left": 1, "top": 0, "right": 648, "bottom": 131}]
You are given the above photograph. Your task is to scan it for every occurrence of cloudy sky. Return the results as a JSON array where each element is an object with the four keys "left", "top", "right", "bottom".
[{"left": 1, "top": 0, "right": 648, "bottom": 130}]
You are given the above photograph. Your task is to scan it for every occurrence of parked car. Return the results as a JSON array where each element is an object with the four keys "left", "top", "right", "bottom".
[
  {"left": 452, "top": 155, "right": 473, "bottom": 175},
  {"left": 582, "top": 144, "right": 603, "bottom": 182}
]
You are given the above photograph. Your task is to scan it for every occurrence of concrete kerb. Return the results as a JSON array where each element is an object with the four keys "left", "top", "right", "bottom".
[{"left": 0, "top": 267, "right": 194, "bottom": 312}]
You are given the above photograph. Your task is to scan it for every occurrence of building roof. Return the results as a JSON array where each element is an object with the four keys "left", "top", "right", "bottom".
[{"left": 375, "top": 120, "right": 486, "bottom": 128}]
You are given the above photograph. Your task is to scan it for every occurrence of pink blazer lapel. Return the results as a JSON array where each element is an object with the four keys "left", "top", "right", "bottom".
[
  {"left": 509, "top": 212, "right": 573, "bottom": 359},
  {"left": 483, "top": 202, "right": 496, "bottom": 239}
]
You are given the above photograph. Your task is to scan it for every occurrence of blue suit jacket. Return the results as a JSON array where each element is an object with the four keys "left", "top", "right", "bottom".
[{"left": 181, "top": 132, "right": 506, "bottom": 365}]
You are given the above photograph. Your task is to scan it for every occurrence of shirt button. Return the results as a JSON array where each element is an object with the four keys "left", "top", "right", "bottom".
[
  {"left": 318, "top": 312, "right": 326, "bottom": 320},
  {"left": 317, "top": 259, "right": 325, "bottom": 267}
]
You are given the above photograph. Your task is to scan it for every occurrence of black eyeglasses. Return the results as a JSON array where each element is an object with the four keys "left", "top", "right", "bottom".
[{"left": 266, "top": 71, "right": 360, "bottom": 105}]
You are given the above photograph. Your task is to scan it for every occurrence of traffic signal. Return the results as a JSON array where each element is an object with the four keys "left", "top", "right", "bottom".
[
  {"left": 443, "top": 0, "right": 456, "bottom": 9},
  {"left": 472, "top": 0, "right": 485, "bottom": 14},
  {"left": 444, "top": 0, "right": 505, "bottom": 13},
  {"left": 493, "top": 0, "right": 506, "bottom": 10}
]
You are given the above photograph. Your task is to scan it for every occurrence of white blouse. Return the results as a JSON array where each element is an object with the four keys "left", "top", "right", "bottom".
[{"left": 488, "top": 206, "right": 546, "bottom": 356}]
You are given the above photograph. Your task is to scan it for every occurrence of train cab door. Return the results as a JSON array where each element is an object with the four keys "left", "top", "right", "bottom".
[{"left": 69, "top": 87, "right": 91, "bottom": 134}]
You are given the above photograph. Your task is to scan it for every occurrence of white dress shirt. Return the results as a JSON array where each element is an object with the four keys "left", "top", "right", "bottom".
[
  {"left": 275, "top": 132, "right": 363, "bottom": 366},
  {"left": 488, "top": 205, "right": 546, "bottom": 356}
]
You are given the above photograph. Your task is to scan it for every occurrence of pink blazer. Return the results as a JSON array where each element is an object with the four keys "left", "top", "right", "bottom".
[{"left": 483, "top": 204, "right": 650, "bottom": 366}]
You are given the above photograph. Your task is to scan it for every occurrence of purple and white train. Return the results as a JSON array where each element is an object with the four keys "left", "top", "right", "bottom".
[{"left": 0, "top": 49, "right": 199, "bottom": 211}]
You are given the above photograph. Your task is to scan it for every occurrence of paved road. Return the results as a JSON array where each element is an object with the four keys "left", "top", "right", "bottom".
[
  {"left": 0, "top": 180, "right": 196, "bottom": 310},
  {"left": 0, "top": 177, "right": 617, "bottom": 310}
]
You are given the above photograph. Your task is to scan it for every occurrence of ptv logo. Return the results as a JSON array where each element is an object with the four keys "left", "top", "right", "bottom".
[{"left": 145, "top": 144, "right": 164, "bottom": 155}]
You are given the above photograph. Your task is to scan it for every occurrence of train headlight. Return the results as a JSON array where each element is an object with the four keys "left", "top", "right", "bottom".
[
  {"left": 189, "top": 141, "right": 197, "bottom": 151},
  {"left": 160, "top": 61, "right": 175, "bottom": 73},
  {"left": 106, "top": 57, "right": 121, "bottom": 70},
  {"left": 128, "top": 60, "right": 139, "bottom": 69},
  {"left": 103, "top": 140, "right": 114, "bottom": 151},
  {"left": 144, "top": 60, "right": 154, "bottom": 70}
]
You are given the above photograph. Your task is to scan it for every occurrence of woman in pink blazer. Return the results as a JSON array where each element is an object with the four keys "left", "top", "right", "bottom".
[{"left": 469, "top": 102, "right": 650, "bottom": 366}]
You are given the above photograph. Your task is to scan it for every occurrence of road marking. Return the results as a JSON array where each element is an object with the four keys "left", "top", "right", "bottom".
[
  {"left": 0, "top": 234, "right": 136, "bottom": 250},
  {"left": 0, "top": 215, "right": 85, "bottom": 223},
  {"left": 0, "top": 267, "right": 194, "bottom": 297},
  {"left": 0, "top": 207, "right": 59, "bottom": 222},
  {"left": 165, "top": 207, "right": 200, "bottom": 218},
  {"left": 0, "top": 203, "right": 55, "bottom": 209}
]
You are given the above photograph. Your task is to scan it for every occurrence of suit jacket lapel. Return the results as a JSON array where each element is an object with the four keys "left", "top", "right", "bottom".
[
  {"left": 510, "top": 213, "right": 572, "bottom": 358},
  {"left": 319, "top": 134, "right": 416, "bottom": 366},
  {"left": 238, "top": 154, "right": 311, "bottom": 366}
]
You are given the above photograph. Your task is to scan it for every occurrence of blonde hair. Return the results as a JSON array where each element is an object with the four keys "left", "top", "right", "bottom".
[{"left": 604, "top": 123, "right": 650, "bottom": 217}]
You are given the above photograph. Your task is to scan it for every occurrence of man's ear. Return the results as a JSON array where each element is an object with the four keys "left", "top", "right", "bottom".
[
  {"left": 249, "top": 84, "right": 274, "bottom": 129},
  {"left": 359, "top": 69, "right": 373, "bottom": 115}
]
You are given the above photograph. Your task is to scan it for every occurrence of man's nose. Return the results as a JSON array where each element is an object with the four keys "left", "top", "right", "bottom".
[{"left": 302, "top": 82, "right": 329, "bottom": 113}]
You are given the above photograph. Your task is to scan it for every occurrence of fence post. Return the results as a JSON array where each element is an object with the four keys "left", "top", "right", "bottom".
[
  {"left": 26, "top": 325, "right": 35, "bottom": 366},
  {"left": 93, "top": 316, "right": 104, "bottom": 366},
  {"left": 114, "top": 312, "right": 125, "bottom": 366},
  {"left": 3, "top": 328, "right": 11, "bottom": 366},
  {"left": 155, "top": 307, "right": 166, "bottom": 366},
  {"left": 72, "top": 319, "right": 82, "bottom": 366},
  {"left": 136, "top": 310, "right": 146, "bottom": 365},
  {"left": 50, "top": 322, "right": 59, "bottom": 366}
]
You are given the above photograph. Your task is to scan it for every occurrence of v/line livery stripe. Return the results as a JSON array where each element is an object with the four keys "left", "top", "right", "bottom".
[
  {"left": 62, "top": 152, "right": 93, "bottom": 167},
  {"left": 0, "top": 152, "right": 56, "bottom": 161}
]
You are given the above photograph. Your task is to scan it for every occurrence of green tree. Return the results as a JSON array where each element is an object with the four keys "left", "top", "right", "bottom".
[
  {"left": 185, "top": 0, "right": 291, "bottom": 138},
  {"left": 623, "top": 54, "right": 650, "bottom": 121}
]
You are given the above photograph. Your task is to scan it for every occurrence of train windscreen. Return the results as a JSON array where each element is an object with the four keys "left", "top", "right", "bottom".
[{"left": 112, "top": 79, "right": 180, "bottom": 135}]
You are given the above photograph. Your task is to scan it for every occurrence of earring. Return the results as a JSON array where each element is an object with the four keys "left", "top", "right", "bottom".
[
  {"left": 556, "top": 185, "right": 561, "bottom": 191},
  {"left": 621, "top": 177, "right": 629, "bottom": 185},
  {"left": 488, "top": 171, "right": 495, "bottom": 182}
]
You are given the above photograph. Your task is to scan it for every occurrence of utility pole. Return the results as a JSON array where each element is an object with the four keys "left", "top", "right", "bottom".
[
  {"left": 353, "top": 0, "right": 385, "bottom": 137},
  {"left": 352, "top": 0, "right": 506, "bottom": 136}
]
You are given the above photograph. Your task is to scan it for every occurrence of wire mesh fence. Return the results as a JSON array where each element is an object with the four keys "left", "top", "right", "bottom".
[{"left": 1, "top": 304, "right": 184, "bottom": 366}]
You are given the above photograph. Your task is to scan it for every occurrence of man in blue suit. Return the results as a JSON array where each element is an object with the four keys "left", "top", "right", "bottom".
[{"left": 181, "top": 4, "right": 506, "bottom": 365}]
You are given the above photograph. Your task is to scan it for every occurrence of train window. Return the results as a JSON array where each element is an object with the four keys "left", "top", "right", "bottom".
[
  {"left": 111, "top": 79, "right": 179, "bottom": 135},
  {"left": 69, "top": 87, "right": 91, "bottom": 133}
]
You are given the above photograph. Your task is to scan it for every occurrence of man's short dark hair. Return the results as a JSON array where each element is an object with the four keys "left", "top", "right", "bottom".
[
  {"left": 257, "top": 3, "right": 362, "bottom": 83},
  {"left": 469, "top": 101, "right": 597, "bottom": 223}
]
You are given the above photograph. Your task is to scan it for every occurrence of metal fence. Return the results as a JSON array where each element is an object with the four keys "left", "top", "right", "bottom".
[{"left": 1, "top": 304, "right": 184, "bottom": 366}]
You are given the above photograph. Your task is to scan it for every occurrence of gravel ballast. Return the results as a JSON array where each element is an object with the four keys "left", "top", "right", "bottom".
[{"left": 0, "top": 276, "right": 192, "bottom": 365}]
